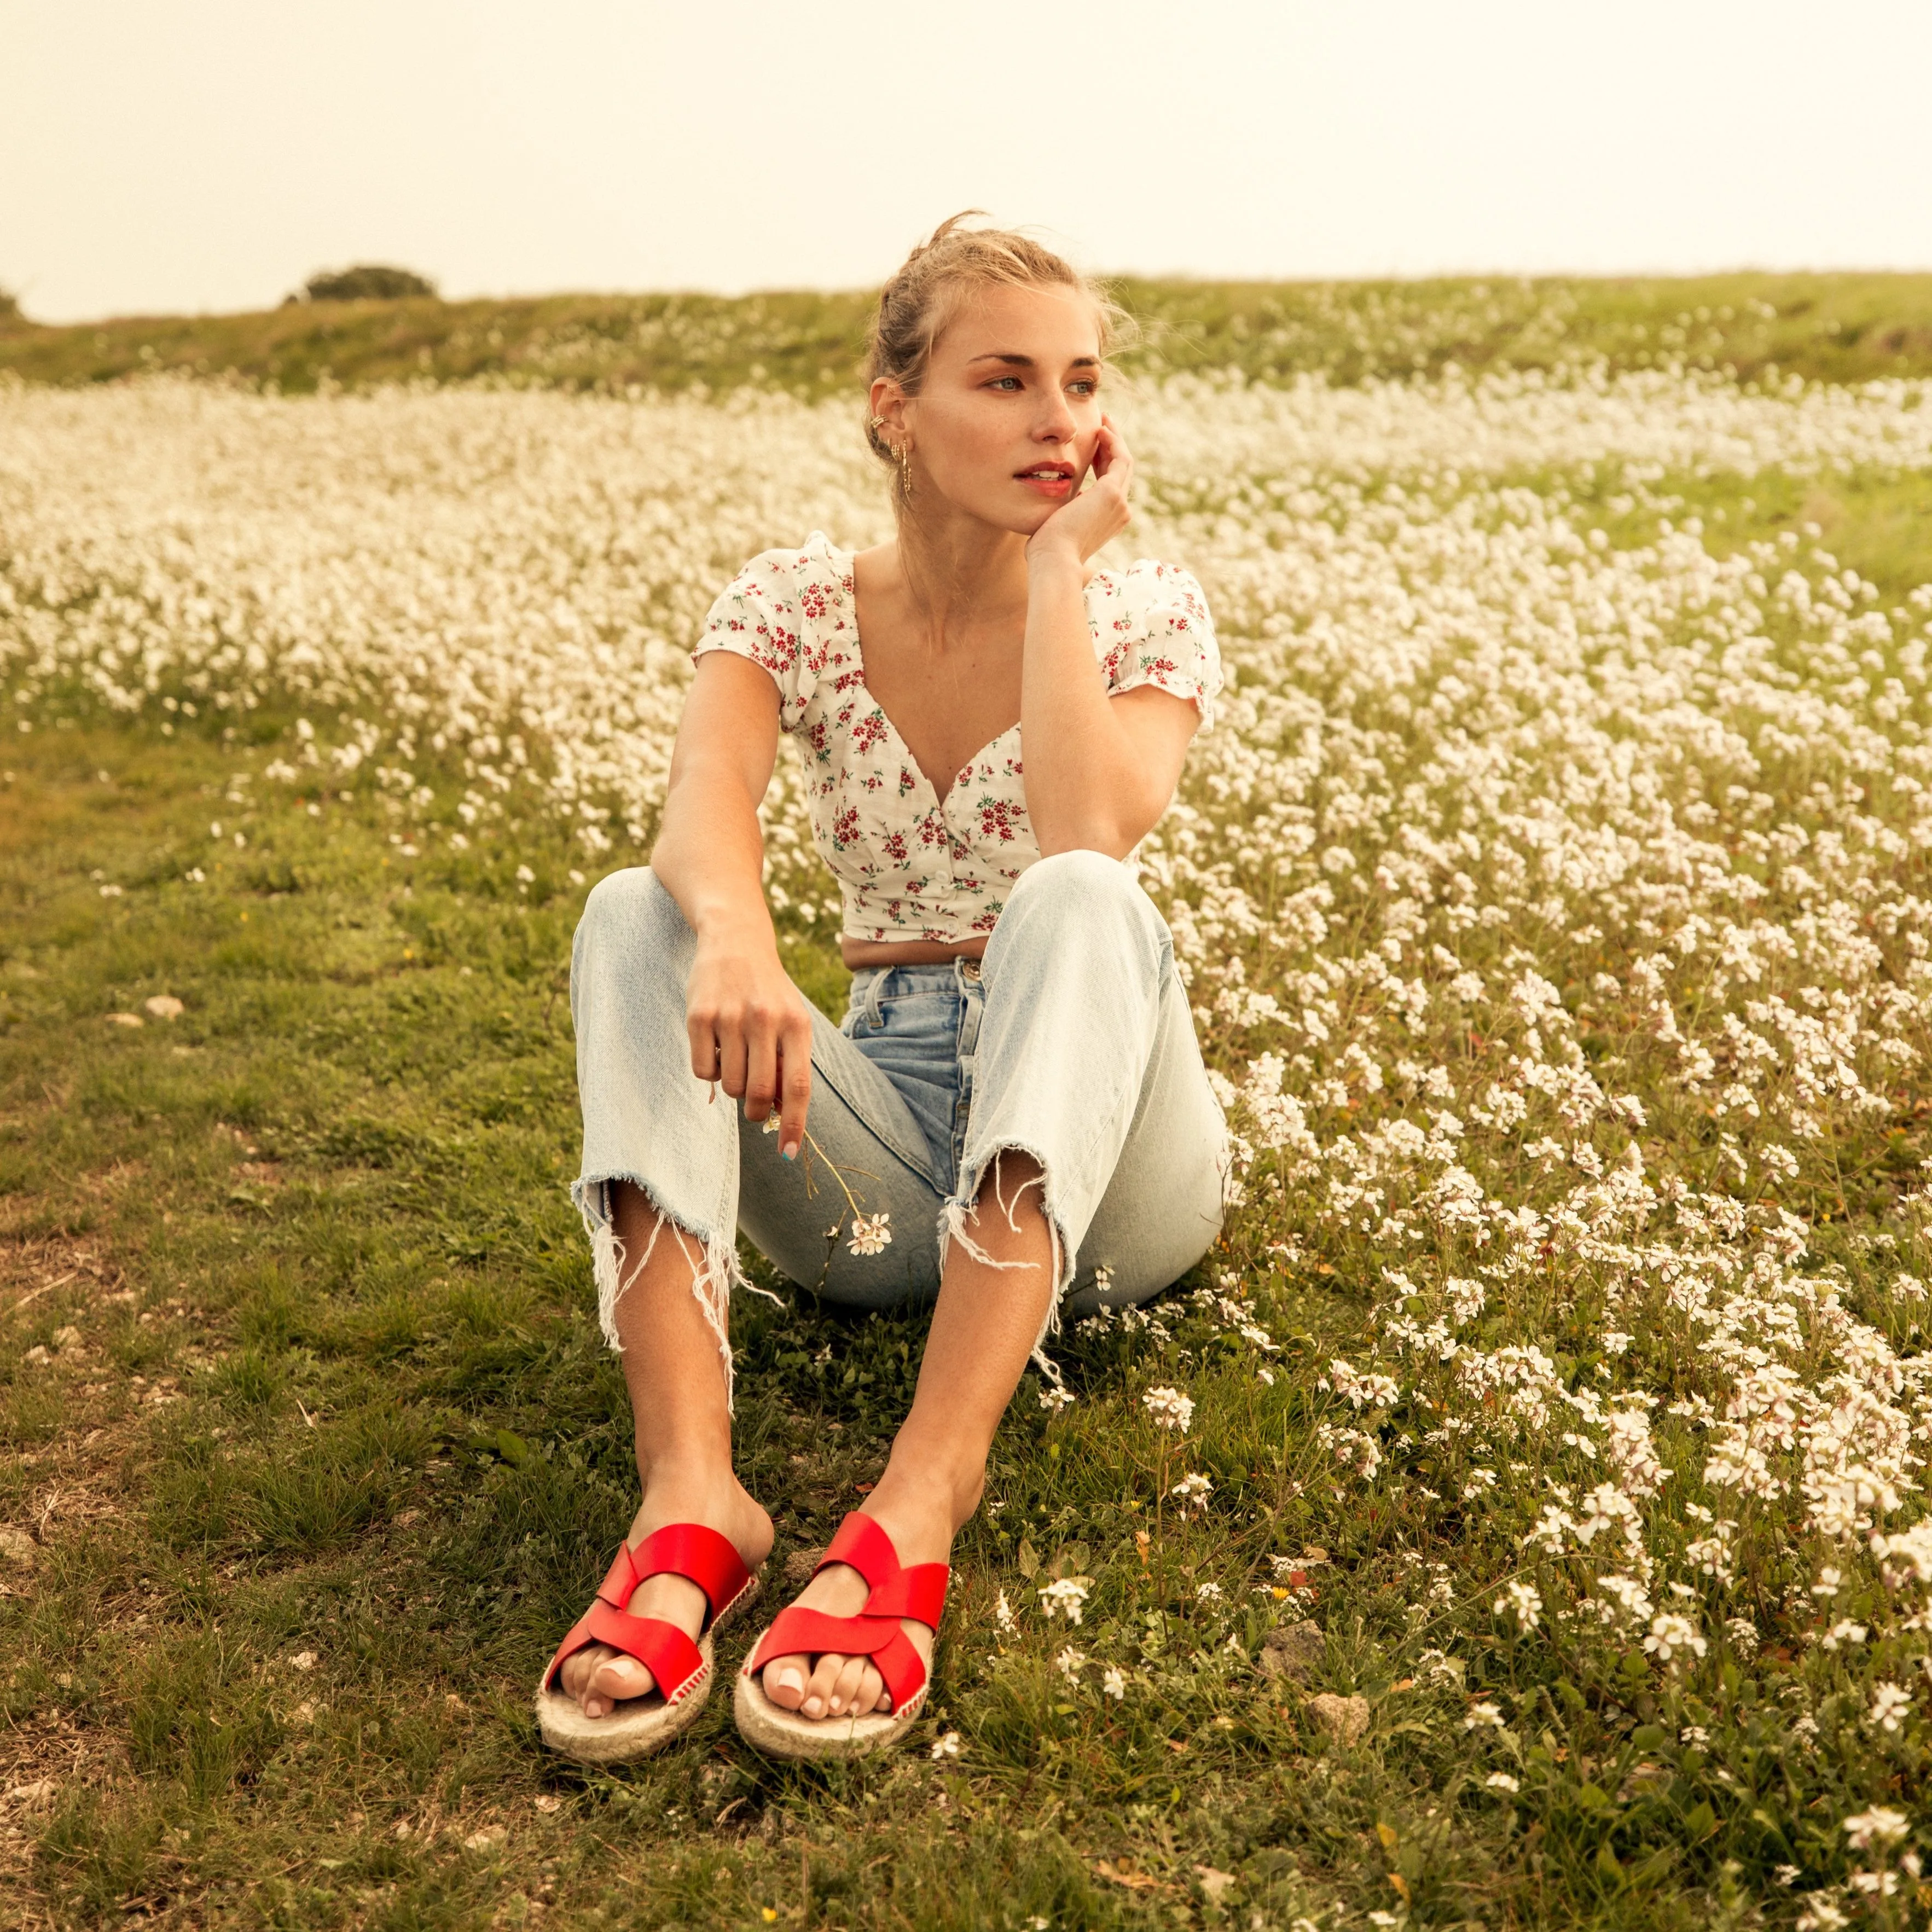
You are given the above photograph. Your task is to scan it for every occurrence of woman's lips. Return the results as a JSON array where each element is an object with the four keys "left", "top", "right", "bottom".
[{"left": 1015, "top": 467, "right": 1075, "bottom": 498}]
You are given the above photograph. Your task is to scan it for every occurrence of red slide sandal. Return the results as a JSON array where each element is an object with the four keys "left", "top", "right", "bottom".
[
  {"left": 535, "top": 1523, "right": 759, "bottom": 1763},
  {"left": 733, "top": 1511, "right": 949, "bottom": 1760}
]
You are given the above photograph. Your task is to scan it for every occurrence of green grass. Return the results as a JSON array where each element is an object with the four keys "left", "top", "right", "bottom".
[
  {"left": 0, "top": 724, "right": 1372, "bottom": 1930},
  {"left": 4, "top": 270, "right": 1932, "bottom": 398}
]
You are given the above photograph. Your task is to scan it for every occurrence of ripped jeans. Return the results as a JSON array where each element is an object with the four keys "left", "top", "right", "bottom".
[{"left": 568, "top": 850, "right": 1231, "bottom": 1412}]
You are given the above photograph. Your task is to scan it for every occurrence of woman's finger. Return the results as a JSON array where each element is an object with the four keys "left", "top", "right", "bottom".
[
  {"left": 778, "top": 1017, "right": 812, "bottom": 1159},
  {"left": 686, "top": 1014, "right": 721, "bottom": 1083},
  {"left": 744, "top": 1019, "right": 781, "bottom": 1123},
  {"left": 716, "top": 1023, "right": 750, "bottom": 1099}
]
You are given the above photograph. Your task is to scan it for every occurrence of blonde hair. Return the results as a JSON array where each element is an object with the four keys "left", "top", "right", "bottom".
[{"left": 862, "top": 212, "right": 1130, "bottom": 499}]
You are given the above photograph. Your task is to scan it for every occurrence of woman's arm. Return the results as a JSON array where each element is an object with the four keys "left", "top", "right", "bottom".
[
  {"left": 1019, "top": 421, "right": 1200, "bottom": 857},
  {"left": 651, "top": 651, "right": 813, "bottom": 1158}
]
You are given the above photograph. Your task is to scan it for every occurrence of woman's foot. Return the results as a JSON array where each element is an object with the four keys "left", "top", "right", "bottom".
[
  {"left": 757, "top": 1473, "right": 966, "bottom": 1719},
  {"left": 559, "top": 1466, "right": 774, "bottom": 1718}
]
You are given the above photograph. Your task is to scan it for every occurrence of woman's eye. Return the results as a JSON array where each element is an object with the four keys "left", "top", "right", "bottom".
[
  {"left": 1070, "top": 380, "right": 1099, "bottom": 396},
  {"left": 988, "top": 375, "right": 1022, "bottom": 391}
]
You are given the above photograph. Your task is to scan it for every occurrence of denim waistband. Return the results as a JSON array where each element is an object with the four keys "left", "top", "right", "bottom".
[{"left": 846, "top": 956, "right": 984, "bottom": 1029}]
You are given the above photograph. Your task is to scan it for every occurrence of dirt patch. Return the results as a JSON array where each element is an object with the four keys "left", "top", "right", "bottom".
[{"left": 0, "top": 1228, "right": 126, "bottom": 1322}]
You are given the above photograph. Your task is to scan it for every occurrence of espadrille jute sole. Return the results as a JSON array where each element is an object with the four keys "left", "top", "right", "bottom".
[
  {"left": 535, "top": 1576, "right": 758, "bottom": 1765},
  {"left": 731, "top": 1658, "right": 926, "bottom": 1761}
]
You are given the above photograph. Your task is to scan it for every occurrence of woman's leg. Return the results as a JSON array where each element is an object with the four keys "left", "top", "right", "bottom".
[
  {"left": 758, "top": 1151, "right": 1057, "bottom": 1718},
  {"left": 759, "top": 852, "right": 1227, "bottom": 1719},
  {"left": 559, "top": 867, "right": 774, "bottom": 1716},
  {"left": 557, "top": 1181, "right": 775, "bottom": 1715}
]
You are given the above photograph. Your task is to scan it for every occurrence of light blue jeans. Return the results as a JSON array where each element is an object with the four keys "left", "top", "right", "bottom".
[{"left": 569, "top": 851, "right": 1230, "bottom": 1411}]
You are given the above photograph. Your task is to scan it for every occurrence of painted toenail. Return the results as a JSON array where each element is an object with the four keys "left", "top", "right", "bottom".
[
  {"left": 804, "top": 1697, "right": 823, "bottom": 1716},
  {"left": 778, "top": 1668, "right": 803, "bottom": 1693}
]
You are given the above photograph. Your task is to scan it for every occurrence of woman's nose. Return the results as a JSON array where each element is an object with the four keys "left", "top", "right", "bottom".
[{"left": 1035, "top": 397, "right": 1077, "bottom": 444}]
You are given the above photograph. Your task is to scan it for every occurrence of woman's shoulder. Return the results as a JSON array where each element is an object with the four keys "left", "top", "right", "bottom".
[
  {"left": 1088, "top": 556, "right": 1215, "bottom": 630},
  {"left": 721, "top": 531, "right": 854, "bottom": 607}
]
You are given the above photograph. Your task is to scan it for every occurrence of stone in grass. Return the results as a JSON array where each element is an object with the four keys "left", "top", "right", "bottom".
[
  {"left": 1307, "top": 1692, "right": 1371, "bottom": 1747},
  {"left": 144, "top": 995, "right": 185, "bottom": 1020},
  {"left": 781, "top": 1546, "right": 825, "bottom": 1588},
  {"left": 1258, "top": 1619, "right": 1325, "bottom": 1684},
  {"left": 0, "top": 1527, "right": 37, "bottom": 1567}
]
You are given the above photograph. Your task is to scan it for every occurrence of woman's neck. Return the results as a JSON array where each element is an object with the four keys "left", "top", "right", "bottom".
[{"left": 891, "top": 506, "right": 1032, "bottom": 646}]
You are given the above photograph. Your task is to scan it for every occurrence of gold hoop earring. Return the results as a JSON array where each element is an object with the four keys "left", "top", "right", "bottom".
[{"left": 895, "top": 440, "right": 914, "bottom": 500}]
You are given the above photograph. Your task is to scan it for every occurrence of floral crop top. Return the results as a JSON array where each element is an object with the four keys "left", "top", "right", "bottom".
[{"left": 693, "top": 530, "right": 1222, "bottom": 944}]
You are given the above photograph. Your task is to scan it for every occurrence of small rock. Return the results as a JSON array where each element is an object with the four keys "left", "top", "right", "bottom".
[
  {"left": 1301, "top": 1545, "right": 1330, "bottom": 1564},
  {"left": 1307, "top": 1692, "right": 1370, "bottom": 1746},
  {"left": 106, "top": 1012, "right": 143, "bottom": 1028},
  {"left": 5, "top": 1778, "right": 56, "bottom": 1809},
  {"left": 289, "top": 1650, "right": 317, "bottom": 1672},
  {"left": 463, "top": 1825, "right": 506, "bottom": 1852},
  {"left": 144, "top": 994, "right": 185, "bottom": 1020},
  {"left": 781, "top": 1546, "right": 824, "bottom": 1587},
  {"left": 533, "top": 1794, "right": 561, "bottom": 1815},
  {"left": 1258, "top": 1619, "right": 1325, "bottom": 1684},
  {"left": 22, "top": 1347, "right": 49, "bottom": 1367},
  {"left": 51, "top": 1326, "right": 82, "bottom": 1350},
  {"left": 0, "top": 1528, "right": 37, "bottom": 1566},
  {"left": 289, "top": 1701, "right": 317, "bottom": 1724}
]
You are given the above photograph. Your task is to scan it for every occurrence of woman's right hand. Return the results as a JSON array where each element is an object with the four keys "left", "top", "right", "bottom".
[{"left": 684, "top": 926, "right": 813, "bottom": 1159}]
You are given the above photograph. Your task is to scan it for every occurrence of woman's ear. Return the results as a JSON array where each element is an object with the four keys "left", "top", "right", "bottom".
[{"left": 868, "top": 379, "right": 912, "bottom": 439}]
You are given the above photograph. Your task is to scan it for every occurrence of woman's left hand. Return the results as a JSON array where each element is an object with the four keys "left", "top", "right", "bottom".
[{"left": 1025, "top": 415, "right": 1134, "bottom": 568}]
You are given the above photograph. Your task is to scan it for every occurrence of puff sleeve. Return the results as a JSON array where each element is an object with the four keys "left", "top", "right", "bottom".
[
  {"left": 691, "top": 549, "right": 810, "bottom": 730},
  {"left": 1096, "top": 560, "right": 1223, "bottom": 732}
]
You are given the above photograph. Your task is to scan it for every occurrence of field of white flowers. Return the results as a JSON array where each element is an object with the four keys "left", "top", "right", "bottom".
[{"left": 7, "top": 362, "right": 1932, "bottom": 1918}]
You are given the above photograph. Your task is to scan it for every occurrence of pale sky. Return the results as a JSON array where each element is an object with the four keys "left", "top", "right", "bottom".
[{"left": 5, "top": 0, "right": 1930, "bottom": 324}]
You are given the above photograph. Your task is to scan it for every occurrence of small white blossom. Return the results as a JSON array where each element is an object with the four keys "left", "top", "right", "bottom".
[
  {"left": 1868, "top": 1682, "right": 1913, "bottom": 1733},
  {"left": 1142, "top": 1385, "right": 1195, "bottom": 1434},
  {"left": 1494, "top": 1580, "right": 1542, "bottom": 1629},
  {"left": 1643, "top": 1613, "right": 1707, "bottom": 1666},
  {"left": 847, "top": 1212, "right": 892, "bottom": 1256},
  {"left": 1171, "top": 1472, "right": 1214, "bottom": 1517},
  {"left": 1843, "top": 1806, "right": 1911, "bottom": 1850},
  {"left": 1038, "top": 1578, "right": 1090, "bottom": 1626}
]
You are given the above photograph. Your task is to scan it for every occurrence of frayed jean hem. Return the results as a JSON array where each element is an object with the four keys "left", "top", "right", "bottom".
[{"left": 570, "top": 1171, "right": 779, "bottom": 1417}]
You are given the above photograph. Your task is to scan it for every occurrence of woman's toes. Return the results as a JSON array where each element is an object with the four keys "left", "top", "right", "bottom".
[
  {"left": 762, "top": 1655, "right": 810, "bottom": 1711},
  {"left": 860, "top": 1662, "right": 889, "bottom": 1713},
  {"left": 583, "top": 1653, "right": 654, "bottom": 1718},
  {"left": 560, "top": 1643, "right": 610, "bottom": 1703},
  {"left": 800, "top": 1655, "right": 845, "bottom": 1720},
  {"left": 825, "top": 1653, "right": 868, "bottom": 1716}
]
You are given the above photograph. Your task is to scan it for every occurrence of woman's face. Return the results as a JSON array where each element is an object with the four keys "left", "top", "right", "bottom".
[{"left": 885, "top": 282, "right": 1106, "bottom": 536}]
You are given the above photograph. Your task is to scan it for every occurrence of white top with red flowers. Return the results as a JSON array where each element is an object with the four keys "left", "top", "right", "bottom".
[{"left": 693, "top": 529, "right": 1221, "bottom": 944}]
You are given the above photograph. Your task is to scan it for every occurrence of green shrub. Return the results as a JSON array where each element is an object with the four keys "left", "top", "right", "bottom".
[{"left": 301, "top": 264, "right": 437, "bottom": 303}]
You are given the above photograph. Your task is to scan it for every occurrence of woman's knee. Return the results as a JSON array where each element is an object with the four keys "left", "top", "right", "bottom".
[
  {"left": 575, "top": 866, "right": 690, "bottom": 963},
  {"left": 1001, "top": 850, "right": 1162, "bottom": 948}
]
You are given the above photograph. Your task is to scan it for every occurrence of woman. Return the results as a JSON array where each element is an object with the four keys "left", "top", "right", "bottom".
[{"left": 535, "top": 216, "right": 1229, "bottom": 1765}]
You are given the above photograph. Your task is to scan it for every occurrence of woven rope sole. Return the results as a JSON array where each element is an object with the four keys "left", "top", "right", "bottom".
[
  {"left": 732, "top": 1656, "right": 926, "bottom": 1761},
  {"left": 534, "top": 1574, "right": 759, "bottom": 1765}
]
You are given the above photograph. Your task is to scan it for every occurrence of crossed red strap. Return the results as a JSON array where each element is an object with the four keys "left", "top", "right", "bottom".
[
  {"left": 747, "top": 1511, "right": 950, "bottom": 1714},
  {"left": 543, "top": 1522, "right": 753, "bottom": 1704}
]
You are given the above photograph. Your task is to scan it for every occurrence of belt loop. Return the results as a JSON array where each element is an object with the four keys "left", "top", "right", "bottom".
[{"left": 862, "top": 968, "right": 887, "bottom": 1029}]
